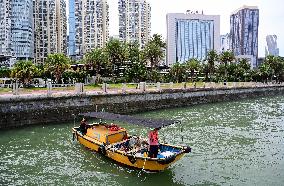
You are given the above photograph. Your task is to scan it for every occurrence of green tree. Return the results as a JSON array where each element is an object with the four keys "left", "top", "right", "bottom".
[
  {"left": 45, "top": 53, "right": 70, "bottom": 83},
  {"left": 259, "top": 63, "right": 273, "bottom": 83},
  {"left": 236, "top": 58, "right": 251, "bottom": 81},
  {"left": 206, "top": 50, "right": 219, "bottom": 81},
  {"left": 0, "top": 67, "right": 11, "bottom": 78},
  {"left": 142, "top": 34, "right": 166, "bottom": 69},
  {"left": 200, "top": 63, "right": 210, "bottom": 82},
  {"left": 185, "top": 58, "right": 200, "bottom": 82},
  {"left": 127, "top": 41, "right": 141, "bottom": 63},
  {"left": 85, "top": 47, "right": 108, "bottom": 77},
  {"left": 219, "top": 51, "right": 235, "bottom": 81},
  {"left": 227, "top": 63, "right": 238, "bottom": 81},
  {"left": 124, "top": 61, "right": 147, "bottom": 83},
  {"left": 168, "top": 62, "right": 186, "bottom": 83},
  {"left": 105, "top": 39, "right": 129, "bottom": 78},
  {"left": 264, "top": 55, "right": 284, "bottom": 82},
  {"left": 11, "top": 60, "right": 37, "bottom": 86}
]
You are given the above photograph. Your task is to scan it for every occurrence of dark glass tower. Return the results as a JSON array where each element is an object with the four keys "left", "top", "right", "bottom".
[{"left": 230, "top": 6, "right": 259, "bottom": 67}]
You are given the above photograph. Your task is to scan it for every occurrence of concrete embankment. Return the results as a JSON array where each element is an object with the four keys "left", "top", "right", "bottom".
[{"left": 1, "top": 86, "right": 284, "bottom": 129}]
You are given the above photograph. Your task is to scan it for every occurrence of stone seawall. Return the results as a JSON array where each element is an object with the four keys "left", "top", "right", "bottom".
[{"left": 1, "top": 86, "right": 284, "bottom": 129}]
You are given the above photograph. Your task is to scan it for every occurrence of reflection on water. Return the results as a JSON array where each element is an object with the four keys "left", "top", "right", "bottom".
[{"left": 1, "top": 96, "right": 284, "bottom": 185}]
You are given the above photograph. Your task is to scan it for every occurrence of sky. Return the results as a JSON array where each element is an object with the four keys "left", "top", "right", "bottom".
[{"left": 106, "top": 0, "right": 284, "bottom": 57}]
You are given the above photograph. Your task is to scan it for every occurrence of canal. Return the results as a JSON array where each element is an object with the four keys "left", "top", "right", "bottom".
[{"left": 0, "top": 96, "right": 284, "bottom": 185}]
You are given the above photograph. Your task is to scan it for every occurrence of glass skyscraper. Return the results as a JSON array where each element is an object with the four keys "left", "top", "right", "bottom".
[
  {"left": 68, "top": 0, "right": 76, "bottom": 56},
  {"left": 230, "top": 6, "right": 259, "bottom": 67},
  {"left": 176, "top": 19, "right": 214, "bottom": 62},
  {"left": 265, "top": 35, "right": 279, "bottom": 56},
  {"left": 0, "top": 0, "right": 34, "bottom": 60},
  {"left": 167, "top": 12, "right": 220, "bottom": 66}
]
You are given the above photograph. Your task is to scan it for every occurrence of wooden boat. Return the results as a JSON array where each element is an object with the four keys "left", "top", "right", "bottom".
[{"left": 72, "top": 112, "right": 191, "bottom": 172}]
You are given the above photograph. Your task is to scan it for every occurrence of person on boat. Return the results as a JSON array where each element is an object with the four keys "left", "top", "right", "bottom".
[
  {"left": 148, "top": 128, "right": 159, "bottom": 158},
  {"left": 79, "top": 118, "right": 88, "bottom": 135}
]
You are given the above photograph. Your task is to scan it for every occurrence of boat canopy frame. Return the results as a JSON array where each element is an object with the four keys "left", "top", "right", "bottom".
[{"left": 79, "top": 112, "right": 181, "bottom": 129}]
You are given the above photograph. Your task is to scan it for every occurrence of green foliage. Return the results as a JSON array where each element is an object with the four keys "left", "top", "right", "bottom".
[
  {"left": 206, "top": 50, "right": 218, "bottom": 81},
  {"left": 127, "top": 41, "right": 141, "bottom": 63},
  {"left": 259, "top": 63, "right": 273, "bottom": 82},
  {"left": 106, "top": 39, "right": 129, "bottom": 77},
  {"left": 84, "top": 47, "right": 108, "bottom": 78},
  {"left": 264, "top": 55, "right": 284, "bottom": 82},
  {"left": 200, "top": 63, "right": 210, "bottom": 81},
  {"left": 11, "top": 60, "right": 37, "bottom": 86},
  {"left": 0, "top": 67, "right": 11, "bottom": 78},
  {"left": 146, "top": 70, "right": 162, "bottom": 83},
  {"left": 124, "top": 61, "right": 147, "bottom": 83},
  {"left": 185, "top": 58, "right": 200, "bottom": 82},
  {"left": 168, "top": 62, "right": 186, "bottom": 83},
  {"left": 142, "top": 34, "right": 166, "bottom": 69},
  {"left": 219, "top": 51, "right": 235, "bottom": 80},
  {"left": 61, "top": 69, "right": 87, "bottom": 83},
  {"left": 37, "top": 37, "right": 282, "bottom": 84},
  {"left": 45, "top": 53, "right": 70, "bottom": 83}
]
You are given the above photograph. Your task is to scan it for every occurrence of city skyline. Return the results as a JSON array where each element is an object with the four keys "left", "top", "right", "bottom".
[{"left": 107, "top": 0, "right": 284, "bottom": 57}]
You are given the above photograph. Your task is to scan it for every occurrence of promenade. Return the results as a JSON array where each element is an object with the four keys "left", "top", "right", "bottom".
[{"left": 0, "top": 82, "right": 282, "bottom": 100}]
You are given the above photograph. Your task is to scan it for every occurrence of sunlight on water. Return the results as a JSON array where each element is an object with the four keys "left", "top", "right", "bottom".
[{"left": 1, "top": 96, "right": 284, "bottom": 185}]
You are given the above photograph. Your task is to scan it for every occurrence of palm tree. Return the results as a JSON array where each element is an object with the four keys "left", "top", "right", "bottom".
[
  {"left": 142, "top": 34, "right": 166, "bottom": 69},
  {"left": 45, "top": 53, "right": 70, "bottom": 83},
  {"left": 206, "top": 50, "right": 218, "bottom": 81},
  {"left": 11, "top": 60, "right": 37, "bottom": 86},
  {"left": 200, "top": 63, "right": 210, "bottom": 82},
  {"left": 219, "top": 51, "right": 235, "bottom": 81},
  {"left": 185, "top": 58, "right": 200, "bottom": 82},
  {"left": 168, "top": 62, "right": 186, "bottom": 83}
]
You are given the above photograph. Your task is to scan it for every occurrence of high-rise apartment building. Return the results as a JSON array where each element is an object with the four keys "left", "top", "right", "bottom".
[
  {"left": 0, "top": 0, "right": 34, "bottom": 62},
  {"left": 33, "top": 0, "right": 67, "bottom": 64},
  {"left": 230, "top": 6, "right": 259, "bottom": 67},
  {"left": 167, "top": 12, "right": 220, "bottom": 66},
  {"left": 118, "top": 0, "right": 151, "bottom": 48},
  {"left": 68, "top": 0, "right": 109, "bottom": 58},
  {"left": 265, "top": 35, "right": 279, "bottom": 56},
  {"left": 0, "top": 0, "right": 11, "bottom": 56}
]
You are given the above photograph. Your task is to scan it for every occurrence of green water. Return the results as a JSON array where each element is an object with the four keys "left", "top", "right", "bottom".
[{"left": 1, "top": 96, "right": 284, "bottom": 185}]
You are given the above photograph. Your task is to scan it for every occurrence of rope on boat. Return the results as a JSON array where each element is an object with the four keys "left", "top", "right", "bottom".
[{"left": 138, "top": 157, "right": 148, "bottom": 178}]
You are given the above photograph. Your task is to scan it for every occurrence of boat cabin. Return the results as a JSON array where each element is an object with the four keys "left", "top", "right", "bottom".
[{"left": 85, "top": 123, "right": 128, "bottom": 144}]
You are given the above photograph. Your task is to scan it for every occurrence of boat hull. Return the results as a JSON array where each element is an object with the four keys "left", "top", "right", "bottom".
[
  {"left": 73, "top": 128, "right": 189, "bottom": 172},
  {"left": 106, "top": 150, "right": 185, "bottom": 171}
]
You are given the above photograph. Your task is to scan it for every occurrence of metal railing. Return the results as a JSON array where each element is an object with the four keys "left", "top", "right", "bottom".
[{"left": 0, "top": 82, "right": 283, "bottom": 97}]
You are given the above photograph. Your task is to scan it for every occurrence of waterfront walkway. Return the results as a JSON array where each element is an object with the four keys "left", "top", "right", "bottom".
[{"left": 0, "top": 82, "right": 283, "bottom": 100}]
